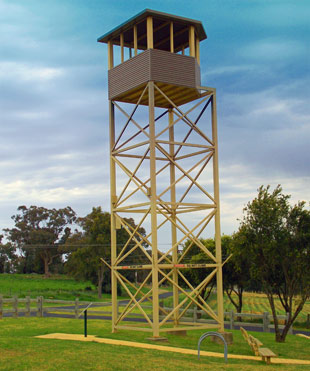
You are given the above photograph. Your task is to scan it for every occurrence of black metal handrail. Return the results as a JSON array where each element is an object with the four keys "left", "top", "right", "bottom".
[{"left": 78, "top": 303, "right": 93, "bottom": 337}]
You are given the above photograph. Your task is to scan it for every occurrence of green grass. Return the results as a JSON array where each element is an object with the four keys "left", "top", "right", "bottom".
[
  {"left": 0, "top": 274, "right": 152, "bottom": 302},
  {"left": 161, "top": 292, "right": 310, "bottom": 328},
  {"left": 1, "top": 274, "right": 309, "bottom": 328},
  {"left": 0, "top": 274, "right": 105, "bottom": 301},
  {"left": 0, "top": 317, "right": 310, "bottom": 370}
]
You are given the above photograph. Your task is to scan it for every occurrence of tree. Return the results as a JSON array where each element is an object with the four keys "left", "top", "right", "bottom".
[
  {"left": 5, "top": 206, "right": 76, "bottom": 276},
  {"left": 239, "top": 185, "right": 310, "bottom": 342},
  {"left": 65, "top": 207, "right": 147, "bottom": 298},
  {"left": 0, "top": 235, "right": 16, "bottom": 273},
  {"left": 222, "top": 232, "right": 258, "bottom": 317},
  {"left": 182, "top": 237, "right": 225, "bottom": 304}
]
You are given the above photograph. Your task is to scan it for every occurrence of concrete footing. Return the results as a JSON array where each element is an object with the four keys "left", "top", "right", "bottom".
[{"left": 210, "top": 331, "right": 233, "bottom": 345}]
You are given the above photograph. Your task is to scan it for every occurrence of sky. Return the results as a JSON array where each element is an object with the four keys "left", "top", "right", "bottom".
[{"left": 1, "top": 0, "right": 309, "bottom": 241}]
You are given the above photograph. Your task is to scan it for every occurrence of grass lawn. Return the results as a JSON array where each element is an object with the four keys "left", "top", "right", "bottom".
[
  {"left": 0, "top": 274, "right": 100, "bottom": 301},
  {"left": 161, "top": 291, "right": 310, "bottom": 328},
  {"left": 0, "top": 317, "right": 310, "bottom": 370},
  {"left": 0, "top": 274, "right": 152, "bottom": 302},
  {"left": 1, "top": 274, "right": 309, "bottom": 329}
]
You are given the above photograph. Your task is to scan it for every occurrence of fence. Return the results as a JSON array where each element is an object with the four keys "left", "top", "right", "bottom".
[
  {"left": 1, "top": 295, "right": 309, "bottom": 333},
  {"left": 156, "top": 304, "right": 300, "bottom": 333},
  {"left": 0, "top": 295, "right": 110, "bottom": 319}
]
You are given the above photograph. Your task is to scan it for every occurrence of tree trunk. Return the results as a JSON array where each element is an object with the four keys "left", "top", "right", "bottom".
[
  {"left": 226, "top": 286, "right": 243, "bottom": 321},
  {"left": 277, "top": 297, "right": 308, "bottom": 342},
  {"left": 43, "top": 257, "right": 50, "bottom": 277},
  {"left": 267, "top": 293, "right": 282, "bottom": 342},
  {"left": 97, "top": 264, "right": 104, "bottom": 299}
]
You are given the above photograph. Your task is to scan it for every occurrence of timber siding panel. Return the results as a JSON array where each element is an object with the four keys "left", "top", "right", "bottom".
[
  {"left": 108, "top": 51, "right": 151, "bottom": 100},
  {"left": 149, "top": 49, "right": 200, "bottom": 88},
  {"left": 108, "top": 49, "right": 201, "bottom": 101}
]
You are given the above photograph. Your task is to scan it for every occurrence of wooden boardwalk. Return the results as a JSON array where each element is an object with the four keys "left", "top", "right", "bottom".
[{"left": 36, "top": 333, "right": 310, "bottom": 365}]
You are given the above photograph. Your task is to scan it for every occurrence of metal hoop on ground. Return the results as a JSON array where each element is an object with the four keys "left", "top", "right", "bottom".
[{"left": 197, "top": 332, "right": 228, "bottom": 363}]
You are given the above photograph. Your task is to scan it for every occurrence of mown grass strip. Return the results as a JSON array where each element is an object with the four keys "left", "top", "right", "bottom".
[{"left": 1, "top": 317, "right": 310, "bottom": 370}]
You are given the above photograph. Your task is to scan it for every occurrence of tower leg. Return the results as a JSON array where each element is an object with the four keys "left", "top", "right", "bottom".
[
  {"left": 211, "top": 91, "right": 224, "bottom": 332},
  {"left": 169, "top": 109, "right": 179, "bottom": 326},
  {"left": 109, "top": 101, "right": 118, "bottom": 333},
  {"left": 149, "top": 82, "right": 160, "bottom": 337}
]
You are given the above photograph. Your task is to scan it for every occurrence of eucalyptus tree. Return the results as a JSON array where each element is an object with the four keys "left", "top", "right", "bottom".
[
  {"left": 5, "top": 206, "right": 76, "bottom": 276},
  {"left": 65, "top": 207, "right": 147, "bottom": 298},
  {"left": 239, "top": 185, "right": 310, "bottom": 342}
]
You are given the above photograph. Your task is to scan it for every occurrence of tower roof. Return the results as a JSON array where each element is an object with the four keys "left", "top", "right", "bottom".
[{"left": 97, "top": 9, "right": 207, "bottom": 52}]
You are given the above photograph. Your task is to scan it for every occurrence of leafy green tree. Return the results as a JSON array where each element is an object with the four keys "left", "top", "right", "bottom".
[
  {"left": 182, "top": 238, "right": 216, "bottom": 302},
  {"left": 65, "top": 207, "right": 147, "bottom": 298},
  {"left": 0, "top": 235, "right": 16, "bottom": 273},
  {"left": 222, "top": 233, "right": 261, "bottom": 319},
  {"left": 4, "top": 206, "right": 76, "bottom": 276},
  {"left": 239, "top": 185, "right": 310, "bottom": 342}
]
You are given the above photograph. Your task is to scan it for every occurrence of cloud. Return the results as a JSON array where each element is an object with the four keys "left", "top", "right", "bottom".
[
  {"left": 219, "top": 163, "right": 310, "bottom": 234},
  {"left": 0, "top": 62, "right": 64, "bottom": 82},
  {"left": 239, "top": 38, "right": 307, "bottom": 61},
  {"left": 1, "top": 0, "right": 309, "bottom": 244}
]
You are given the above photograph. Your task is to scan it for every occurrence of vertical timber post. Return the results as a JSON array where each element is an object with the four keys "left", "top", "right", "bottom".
[
  {"left": 169, "top": 109, "right": 179, "bottom": 326},
  {"left": 133, "top": 25, "right": 138, "bottom": 56},
  {"left": 110, "top": 100, "right": 117, "bottom": 333},
  {"left": 189, "top": 25, "right": 195, "bottom": 57},
  {"left": 211, "top": 90, "right": 224, "bottom": 332},
  {"left": 26, "top": 296, "right": 30, "bottom": 317},
  {"left": 13, "top": 295, "right": 18, "bottom": 318},
  {"left": 147, "top": 16, "right": 153, "bottom": 49},
  {"left": 0, "top": 295, "right": 2, "bottom": 319},
  {"left": 75, "top": 298, "right": 79, "bottom": 319},
  {"left": 149, "top": 81, "right": 159, "bottom": 337},
  {"left": 120, "top": 33, "right": 124, "bottom": 63},
  {"left": 195, "top": 35, "right": 200, "bottom": 65}
]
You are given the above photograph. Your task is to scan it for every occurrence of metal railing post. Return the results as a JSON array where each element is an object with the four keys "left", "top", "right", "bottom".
[{"left": 84, "top": 310, "right": 87, "bottom": 337}]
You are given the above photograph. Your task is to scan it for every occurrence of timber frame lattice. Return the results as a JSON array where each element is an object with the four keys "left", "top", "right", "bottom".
[{"left": 108, "top": 82, "right": 224, "bottom": 337}]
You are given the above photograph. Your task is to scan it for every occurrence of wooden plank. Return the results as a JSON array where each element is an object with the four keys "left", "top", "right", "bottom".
[
  {"left": 133, "top": 25, "right": 138, "bottom": 56},
  {"left": 108, "top": 40, "right": 114, "bottom": 70},
  {"left": 195, "top": 35, "right": 200, "bottom": 64},
  {"left": 44, "top": 299, "right": 76, "bottom": 304},
  {"left": 259, "top": 348, "right": 276, "bottom": 364},
  {"left": 120, "top": 33, "right": 124, "bottom": 63},
  {"left": 170, "top": 22, "right": 174, "bottom": 52},
  {"left": 147, "top": 16, "right": 153, "bottom": 49},
  {"left": 259, "top": 348, "right": 276, "bottom": 357},
  {"left": 189, "top": 25, "right": 195, "bottom": 57},
  {"left": 296, "top": 333, "right": 310, "bottom": 339},
  {"left": 45, "top": 308, "right": 75, "bottom": 313}
]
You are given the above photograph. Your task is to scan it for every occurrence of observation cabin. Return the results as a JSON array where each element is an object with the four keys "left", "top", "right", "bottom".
[{"left": 97, "top": 9, "right": 207, "bottom": 108}]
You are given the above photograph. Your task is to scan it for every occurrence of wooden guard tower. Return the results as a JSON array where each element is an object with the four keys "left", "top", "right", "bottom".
[{"left": 98, "top": 9, "right": 224, "bottom": 338}]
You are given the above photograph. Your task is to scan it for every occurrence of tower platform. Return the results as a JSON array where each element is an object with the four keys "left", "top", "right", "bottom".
[{"left": 108, "top": 48, "right": 202, "bottom": 108}]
